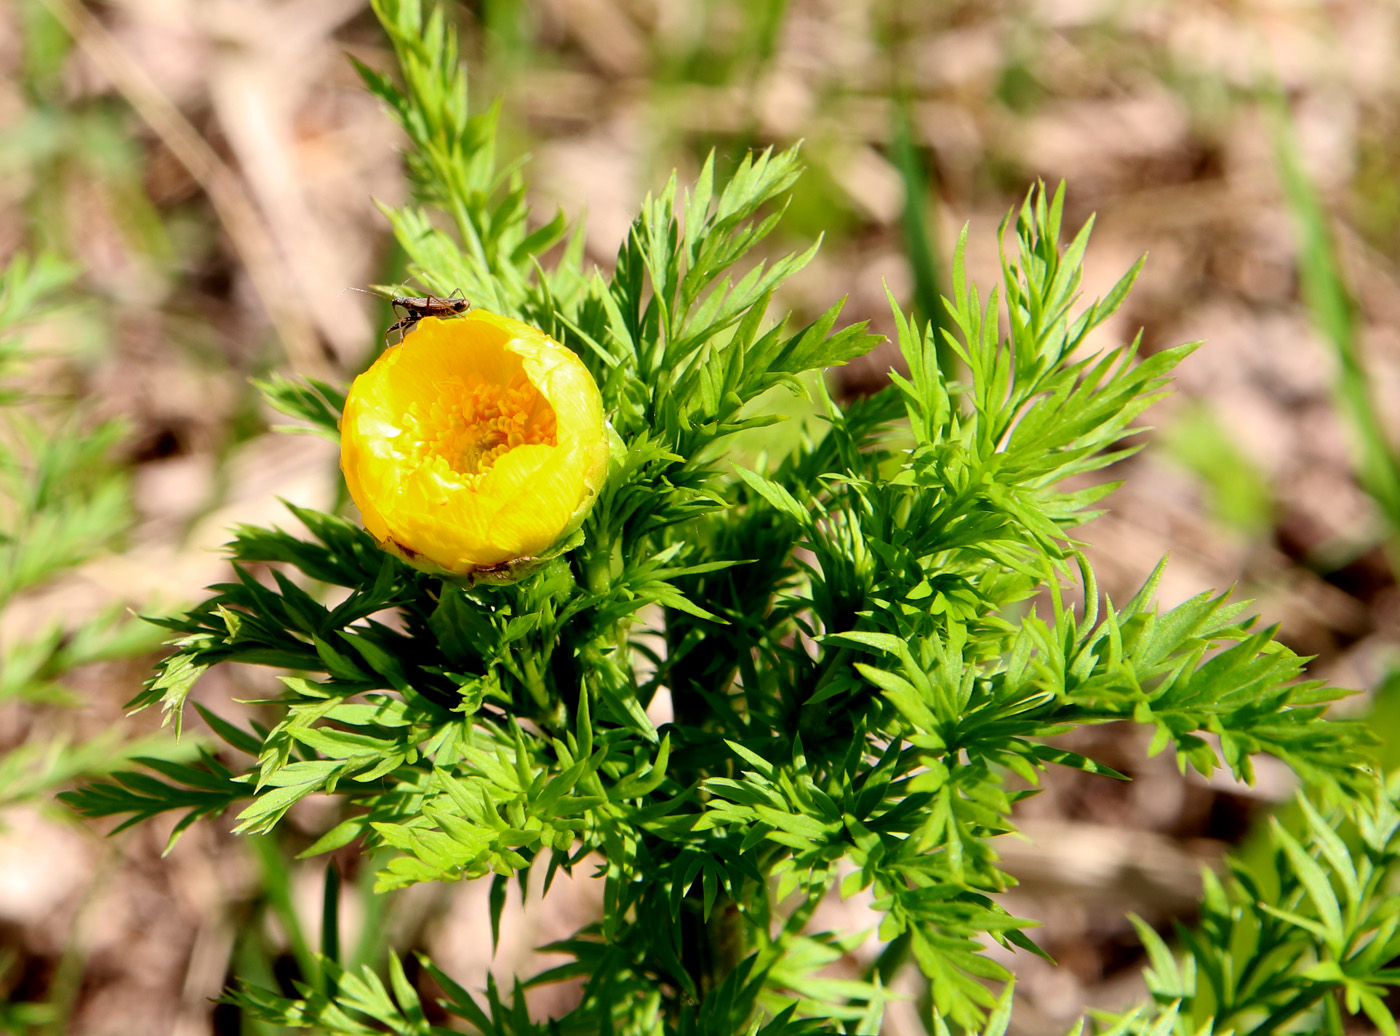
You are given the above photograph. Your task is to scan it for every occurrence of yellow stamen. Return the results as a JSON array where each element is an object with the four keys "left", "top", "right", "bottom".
[{"left": 404, "top": 376, "right": 558, "bottom": 489}]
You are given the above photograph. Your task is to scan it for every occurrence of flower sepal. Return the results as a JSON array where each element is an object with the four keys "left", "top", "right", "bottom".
[{"left": 461, "top": 527, "right": 585, "bottom": 587}]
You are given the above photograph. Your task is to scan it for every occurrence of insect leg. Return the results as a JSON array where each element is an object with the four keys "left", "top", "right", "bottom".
[{"left": 387, "top": 301, "right": 416, "bottom": 345}]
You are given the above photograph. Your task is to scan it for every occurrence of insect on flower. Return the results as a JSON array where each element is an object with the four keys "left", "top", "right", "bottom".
[
  {"left": 344, "top": 286, "right": 472, "bottom": 344},
  {"left": 339, "top": 311, "right": 610, "bottom": 584}
]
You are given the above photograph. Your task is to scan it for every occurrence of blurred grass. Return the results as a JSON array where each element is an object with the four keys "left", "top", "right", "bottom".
[
  {"left": 890, "top": 101, "right": 954, "bottom": 377},
  {"left": 1161, "top": 403, "right": 1274, "bottom": 535},
  {"left": 1269, "top": 87, "right": 1400, "bottom": 548}
]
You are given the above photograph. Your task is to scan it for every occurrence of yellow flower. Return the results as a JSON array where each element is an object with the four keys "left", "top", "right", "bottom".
[{"left": 340, "top": 311, "right": 608, "bottom": 581}]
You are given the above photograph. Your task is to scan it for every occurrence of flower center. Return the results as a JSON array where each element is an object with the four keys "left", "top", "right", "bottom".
[{"left": 406, "top": 375, "right": 558, "bottom": 486}]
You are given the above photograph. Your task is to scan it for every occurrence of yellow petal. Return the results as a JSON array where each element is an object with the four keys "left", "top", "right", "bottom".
[{"left": 477, "top": 443, "right": 584, "bottom": 558}]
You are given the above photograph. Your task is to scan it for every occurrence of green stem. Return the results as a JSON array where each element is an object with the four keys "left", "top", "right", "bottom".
[
  {"left": 1251, "top": 984, "right": 1330, "bottom": 1036},
  {"left": 249, "top": 834, "right": 319, "bottom": 991},
  {"left": 448, "top": 192, "right": 493, "bottom": 285},
  {"left": 321, "top": 860, "right": 341, "bottom": 995}
]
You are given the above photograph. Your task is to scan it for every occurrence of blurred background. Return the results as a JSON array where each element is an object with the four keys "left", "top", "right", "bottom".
[{"left": 2, "top": 0, "right": 1398, "bottom": 1033}]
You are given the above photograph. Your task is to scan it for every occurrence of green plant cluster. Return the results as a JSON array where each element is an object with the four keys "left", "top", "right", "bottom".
[
  {"left": 0, "top": 252, "right": 192, "bottom": 1032},
  {"left": 63, "top": 2, "right": 1394, "bottom": 1034},
  {"left": 0, "top": 254, "right": 173, "bottom": 803}
]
